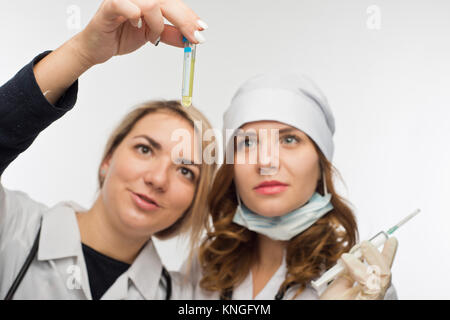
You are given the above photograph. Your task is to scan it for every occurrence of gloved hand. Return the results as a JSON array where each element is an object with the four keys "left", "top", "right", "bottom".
[{"left": 319, "top": 237, "right": 398, "bottom": 300}]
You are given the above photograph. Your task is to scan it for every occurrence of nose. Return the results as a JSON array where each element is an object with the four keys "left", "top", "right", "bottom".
[
  {"left": 258, "top": 148, "right": 272, "bottom": 166},
  {"left": 257, "top": 131, "right": 280, "bottom": 175},
  {"left": 143, "top": 157, "right": 170, "bottom": 192}
]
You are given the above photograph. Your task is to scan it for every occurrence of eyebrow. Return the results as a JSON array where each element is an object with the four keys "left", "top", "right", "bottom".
[
  {"left": 278, "top": 128, "right": 298, "bottom": 135},
  {"left": 236, "top": 131, "right": 257, "bottom": 137},
  {"left": 237, "top": 127, "right": 298, "bottom": 136},
  {"left": 175, "top": 158, "right": 201, "bottom": 169},
  {"left": 132, "top": 135, "right": 162, "bottom": 150}
]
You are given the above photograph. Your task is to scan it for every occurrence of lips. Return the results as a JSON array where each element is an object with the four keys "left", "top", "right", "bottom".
[
  {"left": 255, "top": 180, "right": 288, "bottom": 188},
  {"left": 129, "top": 190, "right": 160, "bottom": 211},
  {"left": 254, "top": 180, "right": 288, "bottom": 195}
]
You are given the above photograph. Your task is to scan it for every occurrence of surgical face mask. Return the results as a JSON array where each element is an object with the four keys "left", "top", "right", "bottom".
[{"left": 232, "top": 174, "right": 334, "bottom": 241}]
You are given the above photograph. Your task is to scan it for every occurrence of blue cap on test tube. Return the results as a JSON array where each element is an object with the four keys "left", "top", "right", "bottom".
[{"left": 183, "top": 36, "right": 192, "bottom": 52}]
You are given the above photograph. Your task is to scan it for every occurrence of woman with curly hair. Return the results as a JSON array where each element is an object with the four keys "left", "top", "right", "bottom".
[{"left": 186, "top": 73, "right": 398, "bottom": 300}]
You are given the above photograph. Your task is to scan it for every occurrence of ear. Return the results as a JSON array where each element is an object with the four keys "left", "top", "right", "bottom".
[{"left": 100, "top": 154, "right": 112, "bottom": 175}]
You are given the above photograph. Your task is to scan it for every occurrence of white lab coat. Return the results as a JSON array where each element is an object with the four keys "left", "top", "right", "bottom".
[
  {"left": 0, "top": 181, "right": 192, "bottom": 300},
  {"left": 183, "top": 251, "right": 398, "bottom": 300}
]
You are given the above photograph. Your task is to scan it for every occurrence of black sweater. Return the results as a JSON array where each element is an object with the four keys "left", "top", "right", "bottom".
[{"left": 0, "top": 51, "right": 78, "bottom": 177}]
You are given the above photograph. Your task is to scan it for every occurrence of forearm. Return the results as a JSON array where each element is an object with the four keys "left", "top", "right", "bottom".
[
  {"left": 33, "top": 34, "right": 93, "bottom": 105},
  {"left": 0, "top": 52, "right": 79, "bottom": 177}
]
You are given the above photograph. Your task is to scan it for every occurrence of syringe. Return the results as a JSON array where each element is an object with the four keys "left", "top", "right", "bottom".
[
  {"left": 311, "top": 209, "right": 420, "bottom": 292},
  {"left": 181, "top": 36, "right": 196, "bottom": 107}
]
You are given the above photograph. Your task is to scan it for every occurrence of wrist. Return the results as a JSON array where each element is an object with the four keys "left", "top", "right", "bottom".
[
  {"left": 66, "top": 32, "right": 97, "bottom": 71},
  {"left": 32, "top": 36, "right": 93, "bottom": 105}
]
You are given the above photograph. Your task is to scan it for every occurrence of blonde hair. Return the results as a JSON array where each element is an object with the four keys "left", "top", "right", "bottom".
[{"left": 98, "top": 100, "right": 216, "bottom": 248}]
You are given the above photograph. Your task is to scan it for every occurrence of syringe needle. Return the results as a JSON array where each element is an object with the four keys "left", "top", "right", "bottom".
[{"left": 387, "top": 209, "right": 420, "bottom": 235}]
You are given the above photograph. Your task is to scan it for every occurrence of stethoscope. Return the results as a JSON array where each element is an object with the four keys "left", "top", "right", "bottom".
[{"left": 4, "top": 225, "right": 172, "bottom": 300}]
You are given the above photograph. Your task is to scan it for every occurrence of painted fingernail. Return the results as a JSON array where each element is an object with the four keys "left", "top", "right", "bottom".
[
  {"left": 137, "top": 18, "right": 142, "bottom": 29},
  {"left": 194, "top": 30, "right": 206, "bottom": 43},
  {"left": 154, "top": 36, "right": 161, "bottom": 47},
  {"left": 197, "top": 19, "right": 209, "bottom": 30}
]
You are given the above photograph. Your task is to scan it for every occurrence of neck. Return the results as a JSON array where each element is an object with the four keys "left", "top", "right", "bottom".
[
  {"left": 254, "top": 234, "right": 287, "bottom": 271},
  {"left": 76, "top": 195, "right": 148, "bottom": 264}
]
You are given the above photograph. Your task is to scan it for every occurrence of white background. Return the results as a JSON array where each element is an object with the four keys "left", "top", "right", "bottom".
[{"left": 1, "top": 0, "right": 449, "bottom": 299}]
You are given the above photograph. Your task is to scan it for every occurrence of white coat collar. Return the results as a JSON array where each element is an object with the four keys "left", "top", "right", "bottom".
[
  {"left": 37, "top": 201, "right": 85, "bottom": 261},
  {"left": 37, "top": 201, "right": 92, "bottom": 299},
  {"left": 37, "top": 201, "right": 165, "bottom": 300},
  {"left": 96, "top": 240, "right": 164, "bottom": 300},
  {"left": 127, "top": 240, "right": 163, "bottom": 300}
]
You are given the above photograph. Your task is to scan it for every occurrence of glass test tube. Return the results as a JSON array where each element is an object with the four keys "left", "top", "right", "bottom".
[{"left": 182, "top": 37, "right": 196, "bottom": 107}]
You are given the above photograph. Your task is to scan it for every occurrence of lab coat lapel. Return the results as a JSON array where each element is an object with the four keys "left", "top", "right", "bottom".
[
  {"left": 37, "top": 202, "right": 93, "bottom": 300},
  {"left": 232, "top": 272, "right": 253, "bottom": 299},
  {"left": 100, "top": 272, "right": 129, "bottom": 300},
  {"left": 36, "top": 202, "right": 165, "bottom": 300},
  {"left": 128, "top": 239, "right": 163, "bottom": 300},
  {"left": 233, "top": 251, "right": 287, "bottom": 300},
  {"left": 37, "top": 204, "right": 80, "bottom": 261},
  {"left": 101, "top": 239, "right": 163, "bottom": 300}
]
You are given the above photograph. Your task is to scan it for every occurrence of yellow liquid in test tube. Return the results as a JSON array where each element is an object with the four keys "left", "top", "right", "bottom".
[{"left": 182, "top": 40, "right": 196, "bottom": 107}]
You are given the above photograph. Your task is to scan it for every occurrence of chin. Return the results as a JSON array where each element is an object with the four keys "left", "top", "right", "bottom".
[{"left": 116, "top": 208, "right": 159, "bottom": 236}]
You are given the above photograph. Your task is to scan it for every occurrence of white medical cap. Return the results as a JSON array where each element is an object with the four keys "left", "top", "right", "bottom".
[{"left": 223, "top": 73, "right": 335, "bottom": 160}]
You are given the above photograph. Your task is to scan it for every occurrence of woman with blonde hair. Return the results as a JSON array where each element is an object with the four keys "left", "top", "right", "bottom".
[
  {"left": 188, "top": 73, "right": 398, "bottom": 300},
  {"left": 0, "top": 0, "right": 214, "bottom": 299}
]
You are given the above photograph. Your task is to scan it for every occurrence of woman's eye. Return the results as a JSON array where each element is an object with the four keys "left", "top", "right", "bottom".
[
  {"left": 238, "top": 137, "right": 256, "bottom": 150},
  {"left": 135, "top": 144, "right": 152, "bottom": 155},
  {"left": 245, "top": 138, "right": 255, "bottom": 147},
  {"left": 179, "top": 167, "right": 195, "bottom": 181},
  {"left": 281, "top": 135, "right": 300, "bottom": 144}
]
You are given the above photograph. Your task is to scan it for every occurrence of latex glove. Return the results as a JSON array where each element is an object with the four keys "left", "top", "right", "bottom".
[
  {"left": 320, "top": 237, "right": 398, "bottom": 300},
  {"left": 74, "top": 0, "right": 207, "bottom": 66}
]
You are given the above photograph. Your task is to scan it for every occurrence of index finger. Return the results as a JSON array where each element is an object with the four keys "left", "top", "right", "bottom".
[
  {"left": 160, "top": 0, "right": 203, "bottom": 44},
  {"left": 103, "top": 0, "right": 142, "bottom": 27},
  {"left": 381, "top": 237, "right": 399, "bottom": 269}
]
